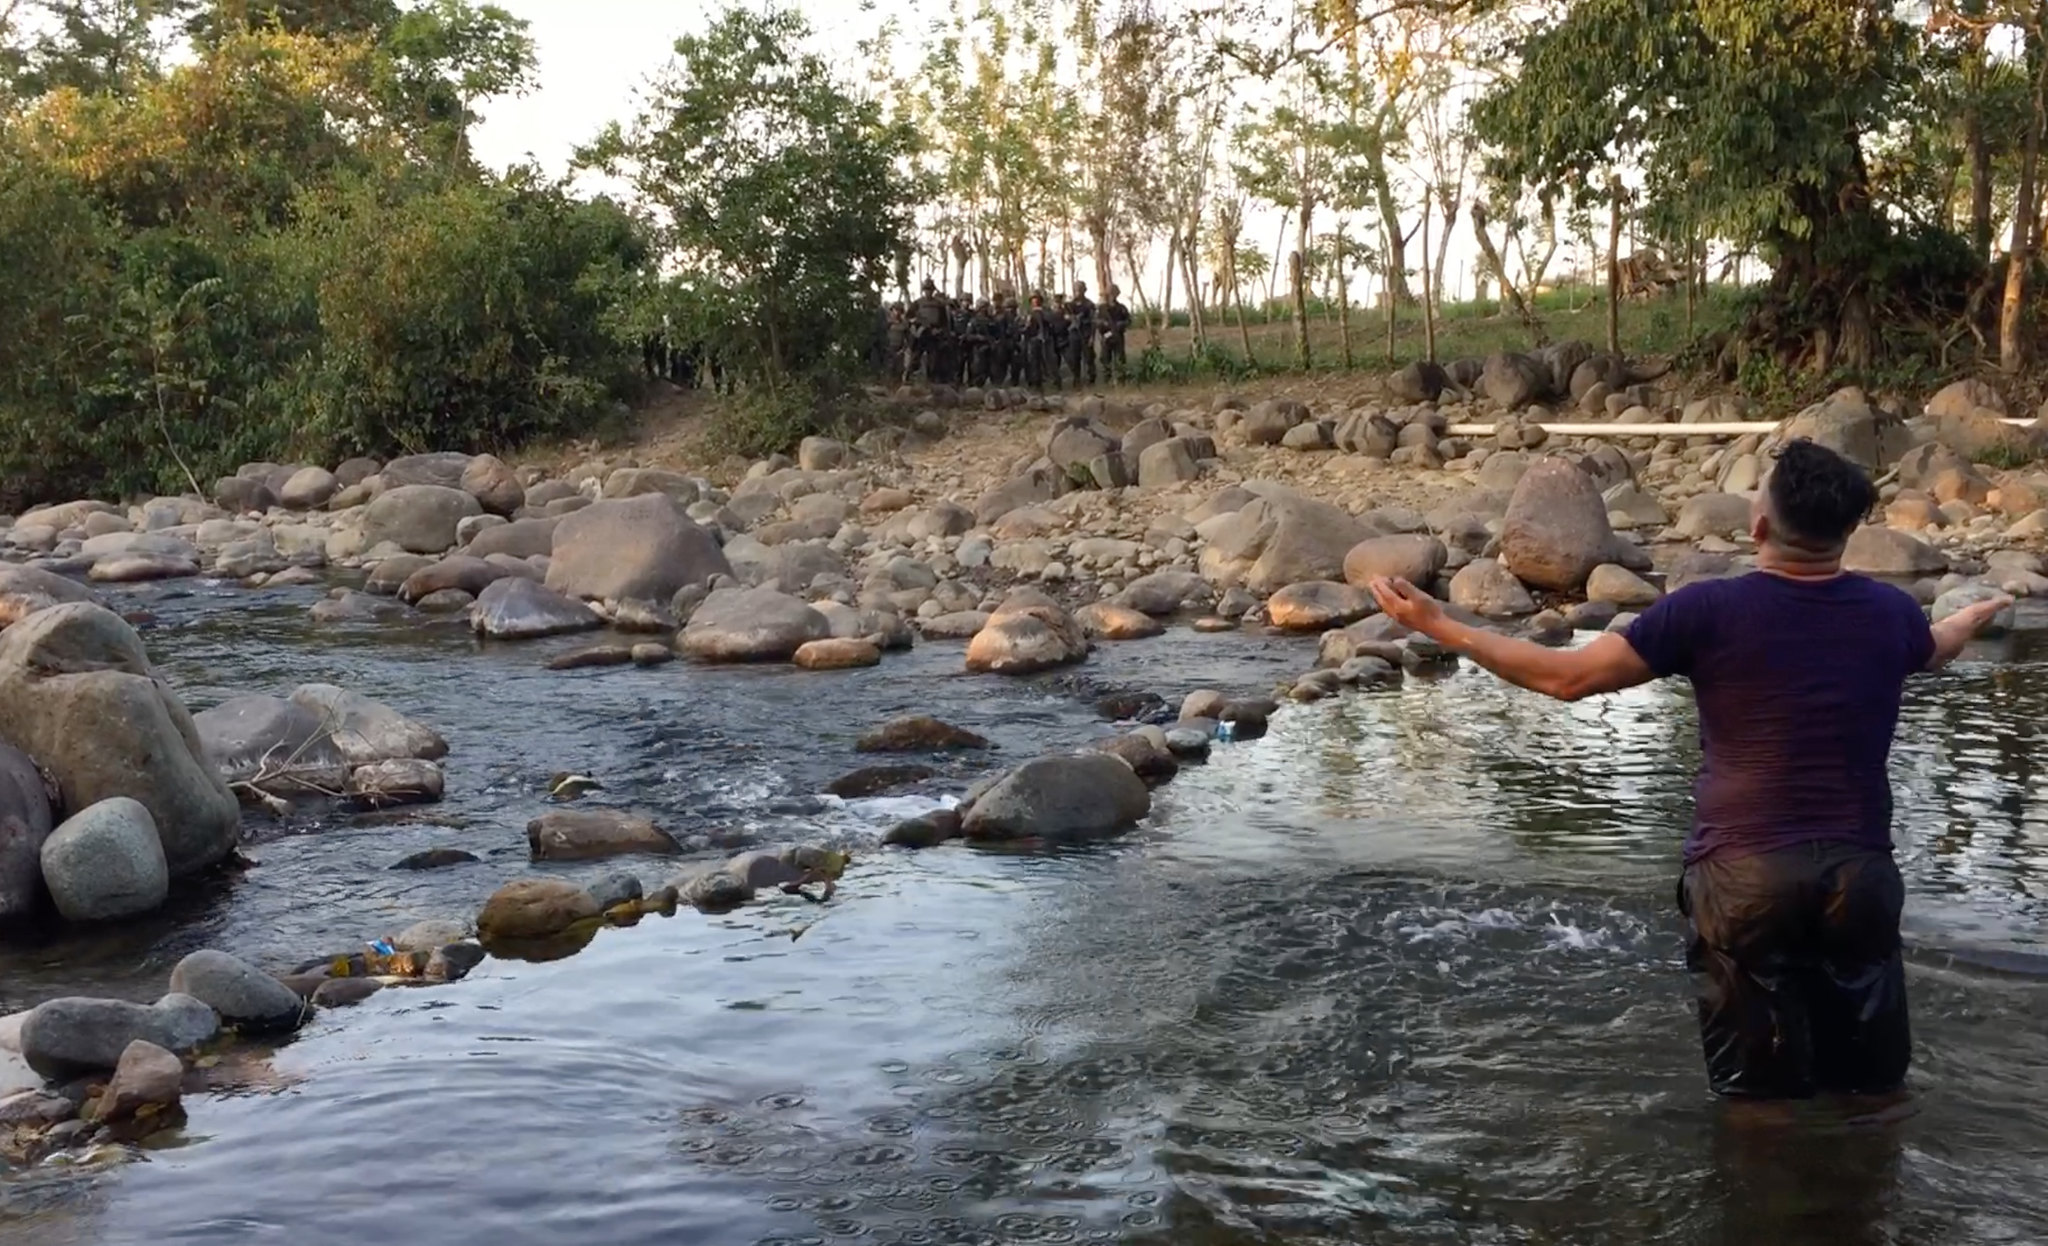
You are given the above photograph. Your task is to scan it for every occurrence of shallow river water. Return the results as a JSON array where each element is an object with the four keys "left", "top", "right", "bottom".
[{"left": 4, "top": 578, "right": 2048, "bottom": 1246}]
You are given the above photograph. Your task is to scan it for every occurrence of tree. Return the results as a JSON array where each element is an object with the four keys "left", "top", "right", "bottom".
[
  {"left": 1471, "top": 0, "right": 1977, "bottom": 373},
  {"left": 581, "top": 6, "right": 917, "bottom": 383}
]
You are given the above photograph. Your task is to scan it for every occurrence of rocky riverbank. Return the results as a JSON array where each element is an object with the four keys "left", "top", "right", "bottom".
[{"left": 3, "top": 343, "right": 2045, "bottom": 1168}]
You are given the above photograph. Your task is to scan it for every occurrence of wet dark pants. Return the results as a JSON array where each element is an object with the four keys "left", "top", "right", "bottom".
[{"left": 1679, "top": 842, "right": 1910, "bottom": 1099}]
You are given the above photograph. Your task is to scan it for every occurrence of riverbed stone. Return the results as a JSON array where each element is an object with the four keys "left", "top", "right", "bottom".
[
  {"left": 19, "top": 996, "right": 216, "bottom": 1080},
  {"left": 1342, "top": 534, "right": 1447, "bottom": 588},
  {"left": 1198, "top": 488, "right": 1370, "bottom": 594},
  {"left": 965, "top": 589, "right": 1089, "bottom": 674},
  {"left": 1266, "top": 580, "right": 1375, "bottom": 631},
  {"left": 398, "top": 555, "right": 508, "bottom": 604},
  {"left": 287, "top": 684, "right": 447, "bottom": 766},
  {"left": 0, "top": 565, "right": 100, "bottom": 627},
  {"left": 1586, "top": 564, "right": 1661, "bottom": 608},
  {"left": 459, "top": 454, "right": 524, "bottom": 516},
  {"left": 39, "top": 797, "right": 167, "bottom": 924},
  {"left": 347, "top": 759, "right": 445, "bottom": 808},
  {"left": 856, "top": 716, "right": 989, "bottom": 752},
  {"left": 0, "top": 744, "right": 52, "bottom": 930},
  {"left": 88, "top": 1040, "right": 183, "bottom": 1126},
  {"left": 1449, "top": 558, "right": 1537, "bottom": 617},
  {"left": 793, "top": 637, "right": 882, "bottom": 670},
  {"left": 1933, "top": 583, "right": 2016, "bottom": 634},
  {"left": 477, "top": 877, "right": 602, "bottom": 943},
  {"left": 961, "top": 753, "right": 1151, "bottom": 842},
  {"left": 1499, "top": 458, "right": 1615, "bottom": 592},
  {"left": 0, "top": 605, "right": 238, "bottom": 879},
  {"left": 278, "top": 467, "right": 338, "bottom": 510},
  {"left": 361, "top": 485, "right": 480, "bottom": 555},
  {"left": 194, "top": 694, "right": 350, "bottom": 796},
  {"left": 1843, "top": 526, "right": 1949, "bottom": 577},
  {"left": 546, "top": 495, "right": 732, "bottom": 604},
  {"left": 1675, "top": 493, "right": 1754, "bottom": 541},
  {"left": 465, "top": 517, "right": 558, "bottom": 561},
  {"left": 89, "top": 552, "right": 200, "bottom": 583},
  {"left": 1075, "top": 602, "right": 1165, "bottom": 640},
  {"left": 169, "top": 949, "right": 306, "bottom": 1034},
  {"left": 1777, "top": 389, "right": 1915, "bottom": 472},
  {"left": 470, "top": 577, "right": 602, "bottom": 640},
  {"left": 363, "top": 554, "right": 432, "bottom": 596},
  {"left": 883, "top": 809, "right": 963, "bottom": 849},
  {"left": 679, "top": 586, "right": 830, "bottom": 662},
  {"left": 1116, "top": 570, "right": 1209, "bottom": 615},
  {"left": 528, "top": 810, "right": 681, "bottom": 861}
]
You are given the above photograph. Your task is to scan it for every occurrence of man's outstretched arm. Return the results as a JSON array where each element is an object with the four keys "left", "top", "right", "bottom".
[
  {"left": 1368, "top": 577, "right": 1656, "bottom": 703},
  {"left": 1926, "top": 595, "right": 2013, "bottom": 671}
]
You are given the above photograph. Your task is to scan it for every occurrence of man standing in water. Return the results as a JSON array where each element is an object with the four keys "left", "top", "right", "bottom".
[{"left": 1367, "top": 440, "right": 2012, "bottom": 1098}]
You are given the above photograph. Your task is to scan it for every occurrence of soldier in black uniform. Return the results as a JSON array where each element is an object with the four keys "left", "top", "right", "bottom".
[
  {"left": 960, "top": 300, "right": 994, "bottom": 387},
  {"left": 1022, "top": 292, "right": 1053, "bottom": 390},
  {"left": 1098, "top": 284, "right": 1131, "bottom": 383},
  {"left": 1063, "top": 281, "right": 1097, "bottom": 387},
  {"left": 910, "top": 279, "right": 951, "bottom": 383},
  {"left": 884, "top": 305, "right": 910, "bottom": 384},
  {"left": 1040, "top": 291, "right": 1069, "bottom": 390}
]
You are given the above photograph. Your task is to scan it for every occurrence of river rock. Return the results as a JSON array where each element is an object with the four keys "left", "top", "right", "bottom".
[
  {"left": 0, "top": 744, "right": 52, "bottom": 929},
  {"left": 1586, "top": 564, "right": 1661, "bottom": 608},
  {"left": 1932, "top": 583, "right": 2016, "bottom": 634},
  {"left": 1342, "top": 534, "right": 1447, "bottom": 587},
  {"left": 361, "top": 485, "right": 480, "bottom": 555},
  {"left": 961, "top": 753, "right": 1151, "bottom": 842},
  {"left": 38, "top": 797, "right": 167, "bottom": 924},
  {"left": 1199, "top": 488, "right": 1370, "bottom": 595},
  {"left": 546, "top": 644, "right": 634, "bottom": 670},
  {"left": 168, "top": 949, "right": 305, "bottom": 1034},
  {"left": 1266, "top": 581, "right": 1375, "bottom": 631},
  {"left": 0, "top": 605, "right": 238, "bottom": 879},
  {"left": 1116, "top": 570, "right": 1210, "bottom": 616},
  {"left": 287, "top": 684, "right": 447, "bottom": 765},
  {"left": 391, "top": 847, "right": 479, "bottom": 871},
  {"left": 1843, "top": 526, "right": 1948, "bottom": 576},
  {"left": 465, "top": 517, "right": 558, "bottom": 561},
  {"left": 89, "top": 552, "right": 200, "bottom": 583},
  {"left": 415, "top": 588, "right": 474, "bottom": 613},
  {"left": 545, "top": 495, "right": 731, "bottom": 604},
  {"left": 1449, "top": 558, "right": 1537, "bottom": 617},
  {"left": 965, "top": 589, "right": 1089, "bottom": 674},
  {"left": 0, "top": 565, "right": 100, "bottom": 627},
  {"left": 477, "top": 877, "right": 601, "bottom": 943},
  {"left": 1499, "top": 458, "right": 1615, "bottom": 592},
  {"left": 827, "top": 764, "right": 934, "bottom": 798},
  {"left": 18, "top": 996, "right": 217, "bottom": 1080},
  {"left": 1075, "top": 602, "right": 1165, "bottom": 640},
  {"left": 883, "top": 809, "right": 962, "bottom": 849},
  {"left": 89, "top": 1039, "right": 183, "bottom": 1126},
  {"left": 347, "top": 759, "right": 445, "bottom": 808},
  {"left": 194, "top": 694, "right": 350, "bottom": 796},
  {"left": 212, "top": 476, "right": 276, "bottom": 513},
  {"left": 277, "top": 467, "right": 337, "bottom": 510},
  {"left": 1481, "top": 352, "right": 1547, "bottom": 410},
  {"left": 678, "top": 586, "right": 830, "bottom": 662},
  {"left": 793, "top": 637, "right": 881, "bottom": 670},
  {"left": 362, "top": 554, "right": 431, "bottom": 596},
  {"left": 459, "top": 454, "right": 524, "bottom": 516},
  {"left": 1675, "top": 493, "right": 1754, "bottom": 541},
  {"left": 1777, "top": 389, "right": 1914, "bottom": 472},
  {"left": 528, "top": 810, "right": 681, "bottom": 861},
  {"left": 470, "top": 577, "right": 602, "bottom": 640},
  {"left": 974, "top": 467, "right": 1063, "bottom": 525},
  {"left": 398, "top": 555, "right": 507, "bottom": 604},
  {"left": 856, "top": 716, "right": 989, "bottom": 752}
]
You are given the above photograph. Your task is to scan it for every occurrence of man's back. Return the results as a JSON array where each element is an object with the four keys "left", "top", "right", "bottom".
[{"left": 1626, "top": 572, "right": 1934, "bottom": 862}]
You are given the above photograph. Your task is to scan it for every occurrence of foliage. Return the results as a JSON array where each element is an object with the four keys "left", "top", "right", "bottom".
[{"left": 579, "top": 5, "right": 917, "bottom": 384}]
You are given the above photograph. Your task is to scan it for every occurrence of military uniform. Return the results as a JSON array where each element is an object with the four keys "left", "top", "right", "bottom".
[
  {"left": 910, "top": 283, "right": 952, "bottom": 384},
  {"left": 1063, "top": 283, "right": 1097, "bottom": 387},
  {"left": 1099, "top": 286, "right": 1132, "bottom": 383}
]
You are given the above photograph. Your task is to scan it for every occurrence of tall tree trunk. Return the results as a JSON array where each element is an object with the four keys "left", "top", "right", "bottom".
[
  {"left": 2002, "top": 17, "right": 2048, "bottom": 373},
  {"left": 1182, "top": 230, "right": 1208, "bottom": 353},
  {"left": 1290, "top": 251, "right": 1309, "bottom": 369},
  {"left": 1089, "top": 217, "right": 1112, "bottom": 304},
  {"left": 1161, "top": 229, "right": 1179, "bottom": 342},
  {"left": 1471, "top": 203, "right": 1546, "bottom": 343},
  {"left": 1432, "top": 186, "right": 1460, "bottom": 310},
  {"left": 1383, "top": 229, "right": 1397, "bottom": 363},
  {"left": 1336, "top": 226, "right": 1353, "bottom": 369},
  {"left": 1420, "top": 194, "right": 1437, "bottom": 364},
  {"left": 1606, "top": 180, "right": 1624, "bottom": 355},
  {"left": 1968, "top": 25, "right": 1995, "bottom": 261},
  {"left": 1370, "top": 157, "right": 1412, "bottom": 304},
  {"left": 1268, "top": 209, "right": 1291, "bottom": 311}
]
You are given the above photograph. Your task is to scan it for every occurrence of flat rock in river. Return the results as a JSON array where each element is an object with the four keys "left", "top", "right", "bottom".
[
  {"left": 961, "top": 753, "right": 1151, "bottom": 842},
  {"left": 527, "top": 809, "right": 681, "bottom": 860},
  {"left": 679, "top": 586, "right": 829, "bottom": 662},
  {"left": 470, "top": 577, "right": 602, "bottom": 640}
]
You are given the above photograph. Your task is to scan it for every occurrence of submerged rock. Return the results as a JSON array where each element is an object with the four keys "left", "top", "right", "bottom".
[
  {"left": 287, "top": 684, "right": 446, "bottom": 767},
  {"left": 470, "top": 577, "right": 602, "bottom": 640},
  {"left": 1265, "top": 580, "right": 1374, "bottom": 631},
  {"left": 883, "top": 808, "right": 963, "bottom": 849},
  {"left": 390, "top": 848, "right": 479, "bottom": 871},
  {"left": 193, "top": 694, "right": 350, "bottom": 797},
  {"left": 856, "top": 716, "right": 990, "bottom": 753},
  {"left": 961, "top": 753, "right": 1151, "bottom": 842},
  {"left": 679, "top": 586, "right": 830, "bottom": 662},
  {"left": 169, "top": 949, "right": 306, "bottom": 1034},
  {"left": 965, "top": 589, "right": 1089, "bottom": 675},
  {"left": 527, "top": 810, "right": 681, "bottom": 861},
  {"left": 346, "top": 759, "right": 445, "bottom": 808},
  {"left": 793, "top": 637, "right": 882, "bottom": 670},
  {"left": 827, "top": 765, "right": 935, "bottom": 798},
  {"left": 477, "top": 878, "right": 601, "bottom": 946},
  {"left": 39, "top": 797, "right": 168, "bottom": 924}
]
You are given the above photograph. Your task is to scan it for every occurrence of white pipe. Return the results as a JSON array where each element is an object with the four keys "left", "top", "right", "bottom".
[{"left": 1446, "top": 418, "right": 2039, "bottom": 438}]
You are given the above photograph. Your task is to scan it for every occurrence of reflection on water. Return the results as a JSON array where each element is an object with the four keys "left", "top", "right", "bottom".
[{"left": 2, "top": 578, "right": 2047, "bottom": 1245}]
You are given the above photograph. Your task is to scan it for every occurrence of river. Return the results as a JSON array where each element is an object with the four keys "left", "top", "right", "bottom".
[{"left": 3, "top": 576, "right": 2046, "bottom": 1245}]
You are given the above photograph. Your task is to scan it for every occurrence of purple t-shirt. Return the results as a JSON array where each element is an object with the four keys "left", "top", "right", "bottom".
[{"left": 1624, "top": 572, "right": 1934, "bottom": 863}]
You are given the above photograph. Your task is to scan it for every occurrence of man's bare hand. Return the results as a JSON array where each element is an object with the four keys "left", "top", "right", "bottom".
[
  {"left": 1950, "top": 594, "right": 2014, "bottom": 636},
  {"left": 1927, "top": 592, "right": 2014, "bottom": 671},
  {"left": 1368, "top": 576, "right": 1449, "bottom": 638}
]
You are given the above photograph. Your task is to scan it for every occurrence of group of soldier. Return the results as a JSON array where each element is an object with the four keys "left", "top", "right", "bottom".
[{"left": 882, "top": 279, "right": 1133, "bottom": 390}]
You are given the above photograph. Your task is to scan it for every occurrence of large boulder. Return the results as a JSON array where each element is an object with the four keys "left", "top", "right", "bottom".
[
  {"left": 1449, "top": 558, "right": 1537, "bottom": 618},
  {"left": 168, "top": 949, "right": 305, "bottom": 1034},
  {"left": 0, "top": 565, "right": 100, "bottom": 627},
  {"left": 459, "top": 454, "right": 524, "bottom": 516},
  {"left": 545, "top": 495, "right": 732, "bottom": 604},
  {"left": 470, "top": 577, "right": 602, "bottom": 640},
  {"left": 679, "top": 586, "right": 830, "bottom": 662},
  {"left": 1842, "top": 526, "right": 1948, "bottom": 576},
  {"left": 1342, "top": 534, "right": 1447, "bottom": 588},
  {"left": 974, "top": 467, "right": 1063, "bottom": 525},
  {"left": 1117, "top": 570, "right": 1212, "bottom": 616},
  {"left": 725, "top": 538, "right": 848, "bottom": 595},
  {"left": 1674, "top": 493, "right": 1755, "bottom": 541},
  {"left": 1266, "top": 581, "right": 1375, "bottom": 631},
  {"left": 1197, "top": 488, "right": 1371, "bottom": 594},
  {"left": 0, "top": 744, "right": 52, "bottom": 928},
  {"left": 1388, "top": 360, "right": 1448, "bottom": 403},
  {"left": 964, "top": 589, "right": 1089, "bottom": 675},
  {"left": 465, "top": 516, "right": 559, "bottom": 561},
  {"left": 1047, "top": 419, "right": 1121, "bottom": 475},
  {"left": 18, "top": 996, "right": 218, "bottom": 1080},
  {"left": 278, "top": 467, "right": 338, "bottom": 510},
  {"left": 1776, "top": 389, "right": 1914, "bottom": 472},
  {"left": 1498, "top": 458, "right": 1616, "bottom": 592},
  {"left": 603, "top": 468, "right": 701, "bottom": 506},
  {"left": 1481, "top": 352, "right": 1548, "bottom": 410},
  {"left": 1239, "top": 401, "right": 1303, "bottom": 445},
  {"left": 1137, "top": 437, "right": 1203, "bottom": 488},
  {"left": 476, "top": 877, "right": 600, "bottom": 944},
  {"left": 192, "top": 695, "right": 349, "bottom": 796},
  {"left": 961, "top": 753, "right": 1151, "bottom": 842},
  {"left": 379, "top": 452, "right": 472, "bottom": 490},
  {"left": 527, "top": 810, "right": 681, "bottom": 861},
  {"left": 361, "top": 485, "right": 481, "bottom": 555},
  {"left": 398, "top": 555, "right": 509, "bottom": 605},
  {"left": 287, "top": 684, "right": 447, "bottom": 766},
  {"left": 0, "top": 605, "right": 238, "bottom": 879}
]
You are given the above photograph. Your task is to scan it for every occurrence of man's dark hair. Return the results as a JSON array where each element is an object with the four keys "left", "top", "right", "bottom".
[{"left": 1767, "top": 438, "right": 1876, "bottom": 550}]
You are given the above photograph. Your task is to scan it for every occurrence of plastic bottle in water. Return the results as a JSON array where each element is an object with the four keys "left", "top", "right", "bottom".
[{"left": 1215, "top": 719, "right": 1237, "bottom": 743}]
